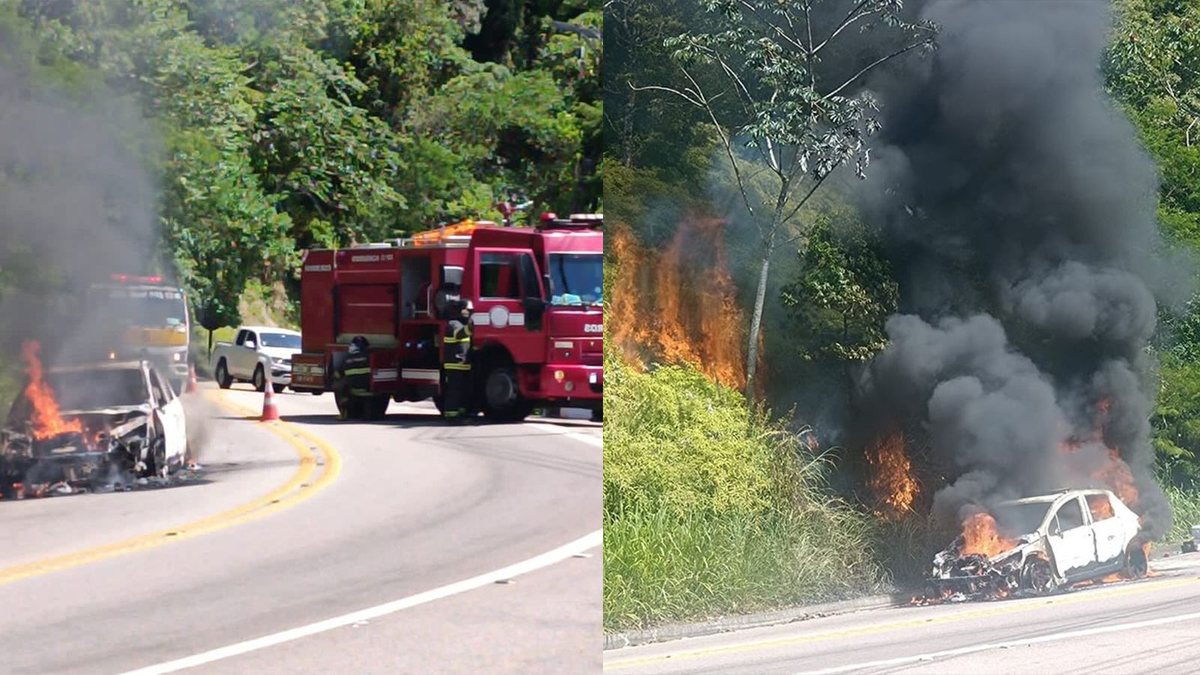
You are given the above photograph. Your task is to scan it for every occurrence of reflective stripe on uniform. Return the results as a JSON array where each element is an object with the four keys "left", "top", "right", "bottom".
[
  {"left": 444, "top": 363, "right": 471, "bottom": 371},
  {"left": 344, "top": 368, "right": 371, "bottom": 376}
]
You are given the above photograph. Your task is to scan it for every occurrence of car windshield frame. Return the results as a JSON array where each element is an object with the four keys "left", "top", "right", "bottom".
[
  {"left": 258, "top": 332, "right": 301, "bottom": 349},
  {"left": 547, "top": 253, "right": 602, "bottom": 307},
  {"left": 992, "top": 501, "right": 1053, "bottom": 537},
  {"left": 9, "top": 367, "right": 149, "bottom": 423}
]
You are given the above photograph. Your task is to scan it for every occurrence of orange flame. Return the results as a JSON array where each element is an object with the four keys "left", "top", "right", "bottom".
[
  {"left": 866, "top": 431, "right": 919, "bottom": 518},
  {"left": 609, "top": 215, "right": 758, "bottom": 392},
  {"left": 960, "top": 512, "right": 1018, "bottom": 558},
  {"left": 21, "top": 341, "right": 82, "bottom": 440},
  {"left": 1087, "top": 493, "right": 1114, "bottom": 520},
  {"left": 1059, "top": 398, "right": 1139, "bottom": 508},
  {"left": 609, "top": 224, "right": 653, "bottom": 369}
]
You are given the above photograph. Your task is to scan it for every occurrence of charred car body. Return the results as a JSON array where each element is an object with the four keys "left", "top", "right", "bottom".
[
  {"left": 0, "top": 360, "right": 187, "bottom": 495},
  {"left": 928, "top": 489, "right": 1148, "bottom": 600}
]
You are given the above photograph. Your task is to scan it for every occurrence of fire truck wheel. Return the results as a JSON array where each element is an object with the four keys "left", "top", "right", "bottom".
[
  {"left": 364, "top": 395, "right": 390, "bottom": 420},
  {"left": 335, "top": 385, "right": 364, "bottom": 420},
  {"left": 483, "top": 365, "right": 529, "bottom": 422},
  {"left": 252, "top": 365, "right": 267, "bottom": 392},
  {"left": 215, "top": 359, "right": 233, "bottom": 389}
]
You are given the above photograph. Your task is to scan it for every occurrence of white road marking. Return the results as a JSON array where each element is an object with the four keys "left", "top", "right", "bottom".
[
  {"left": 798, "top": 609, "right": 1200, "bottom": 674},
  {"left": 525, "top": 422, "right": 603, "bottom": 448},
  {"left": 563, "top": 432, "right": 603, "bottom": 448},
  {"left": 121, "top": 529, "right": 603, "bottom": 674}
]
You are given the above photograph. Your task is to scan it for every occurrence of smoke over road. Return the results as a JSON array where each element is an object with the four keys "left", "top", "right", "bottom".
[
  {"left": 856, "top": 0, "right": 1189, "bottom": 536},
  {"left": 0, "top": 44, "right": 163, "bottom": 363}
]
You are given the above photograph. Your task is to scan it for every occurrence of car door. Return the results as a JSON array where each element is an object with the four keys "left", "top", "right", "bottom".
[
  {"left": 149, "top": 367, "right": 186, "bottom": 464},
  {"left": 1046, "top": 496, "right": 1097, "bottom": 578},
  {"left": 1087, "top": 493, "right": 1126, "bottom": 565},
  {"left": 236, "top": 330, "right": 258, "bottom": 378}
]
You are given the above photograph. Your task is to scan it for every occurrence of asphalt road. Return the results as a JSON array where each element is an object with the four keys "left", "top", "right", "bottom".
[
  {"left": 604, "top": 553, "right": 1200, "bottom": 674},
  {"left": 0, "top": 383, "right": 601, "bottom": 674}
]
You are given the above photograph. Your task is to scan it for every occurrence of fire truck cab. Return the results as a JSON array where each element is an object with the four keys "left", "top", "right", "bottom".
[
  {"left": 292, "top": 214, "right": 603, "bottom": 422},
  {"left": 85, "top": 275, "right": 191, "bottom": 394}
]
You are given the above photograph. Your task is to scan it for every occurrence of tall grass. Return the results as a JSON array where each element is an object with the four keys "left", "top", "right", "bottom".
[
  {"left": 603, "top": 354, "right": 885, "bottom": 631},
  {"left": 1163, "top": 483, "right": 1200, "bottom": 544}
]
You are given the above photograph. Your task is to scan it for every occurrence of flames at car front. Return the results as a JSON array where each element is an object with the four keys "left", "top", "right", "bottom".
[{"left": 0, "top": 344, "right": 157, "bottom": 497}]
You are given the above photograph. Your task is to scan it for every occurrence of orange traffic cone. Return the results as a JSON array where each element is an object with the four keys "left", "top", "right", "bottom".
[
  {"left": 185, "top": 363, "right": 199, "bottom": 394},
  {"left": 260, "top": 377, "right": 280, "bottom": 422}
]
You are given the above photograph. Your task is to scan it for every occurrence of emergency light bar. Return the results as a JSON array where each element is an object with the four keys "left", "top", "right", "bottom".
[
  {"left": 535, "top": 212, "right": 604, "bottom": 230},
  {"left": 406, "top": 219, "right": 497, "bottom": 247},
  {"left": 111, "top": 274, "right": 165, "bottom": 284}
]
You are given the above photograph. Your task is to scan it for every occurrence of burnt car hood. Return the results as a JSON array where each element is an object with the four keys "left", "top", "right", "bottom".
[
  {"left": 932, "top": 533, "right": 1039, "bottom": 571},
  {"left": 60, "top": 404, "right": 151, "bottom": 416}
]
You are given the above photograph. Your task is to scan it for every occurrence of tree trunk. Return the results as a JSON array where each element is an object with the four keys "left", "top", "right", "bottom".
[{"left": 745, "top": 237, "right": 776, "bottom": 397}]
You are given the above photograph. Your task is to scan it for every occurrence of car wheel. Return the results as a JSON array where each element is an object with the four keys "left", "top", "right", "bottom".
[
  {"left": 252, "top": 366, "right": 266, "bottom": 392},
  {"left": 1022, "top": 557, "right": 1057, "bottom": 595},
  {"left": 483, "top": 364, "right": 531, "bottom": 422},
  {"left": 1123, "top": 542, "right": 1149, "bottom": 579},
  {"left": 215, "top": 359, "right": 233, "bottom": 389},
  {"left": 149, "top": 438, "right": 169, "bottom": 480}
]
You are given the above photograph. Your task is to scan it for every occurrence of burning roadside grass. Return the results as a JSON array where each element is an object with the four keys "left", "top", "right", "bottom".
[{"left": 609, "top": 216, "right": 759, "bottom": 393}]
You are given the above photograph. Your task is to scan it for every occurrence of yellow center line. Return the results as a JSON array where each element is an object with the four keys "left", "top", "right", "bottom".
[
  {"left": 0, "top": 389, "right": 342, "bottom": 586},
  {"left": 604, "top": 575, "right": 1200, "bottom": 670}
]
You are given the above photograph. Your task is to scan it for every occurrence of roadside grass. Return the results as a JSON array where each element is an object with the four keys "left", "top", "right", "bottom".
[
  {"left": 604, "top": 505, "right": 883, "bottom": 630},
  {"left": 603, "top": 354, "right": 885, "bottom": 631},
  {"left": 1163, "top": 482, "right": 1200, "bottom": 544},
  {"left": 868, "top": 514, "right": 942, "bottom": 589}
]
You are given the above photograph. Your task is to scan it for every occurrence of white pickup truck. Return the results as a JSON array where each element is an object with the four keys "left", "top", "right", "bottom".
[{"left": 211, "top": 326, "right": 303, "bottom": 392}]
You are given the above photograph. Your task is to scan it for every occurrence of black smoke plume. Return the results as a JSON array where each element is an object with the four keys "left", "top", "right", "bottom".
[{"left": 856, "top": 0, "right": 1188, "bottom": 537}]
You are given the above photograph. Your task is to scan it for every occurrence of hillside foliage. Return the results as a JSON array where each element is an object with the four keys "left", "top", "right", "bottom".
[{"left": 0, "top": 0, "right": 601, "bottom": 331}]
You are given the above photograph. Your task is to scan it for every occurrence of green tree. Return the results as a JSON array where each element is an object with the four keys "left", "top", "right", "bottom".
[
  {"left": 781, "top": 208, "right": 897, "bottom": 364},
  {"left": 640, "top": 0, "right": 935, "bottom": 396},
  {"left": 1107, "top": 0, "right": 1200, "bottom": 481}
]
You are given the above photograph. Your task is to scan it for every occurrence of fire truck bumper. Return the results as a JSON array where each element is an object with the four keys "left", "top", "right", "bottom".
[{"left": 539, "top": 365, "right": 602, "bottom": 400}]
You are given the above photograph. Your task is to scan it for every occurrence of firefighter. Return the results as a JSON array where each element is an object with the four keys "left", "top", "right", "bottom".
[
  {"left": 341, "top": 336, "right": 372, "bottom": 396},
  {"left": 441, "top": 300, "right": 474, "bottom": 423}
]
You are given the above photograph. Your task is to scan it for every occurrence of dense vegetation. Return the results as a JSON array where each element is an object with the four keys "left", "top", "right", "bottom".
[
  {"left": 602, "top": 345, "right": 885, "bottom": 630},
  {"left": 0, "top": 0, "right": 601, "bottom": 335},
  {"left": 605, "top": 0, "right": 1200, "bottom": 631}
]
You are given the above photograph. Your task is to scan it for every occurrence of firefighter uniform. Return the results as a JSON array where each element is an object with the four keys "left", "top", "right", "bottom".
[
  {"left": 441, "top": 302, "right": 473, "bottom": 422},
  {"left": 342, "top": 336, "right": 372, "bottom": 395}
]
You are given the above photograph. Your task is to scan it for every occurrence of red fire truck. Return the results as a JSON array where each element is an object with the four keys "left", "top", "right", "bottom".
[{"left": 291, "top": 214, "right": 603, "bottom": 421}]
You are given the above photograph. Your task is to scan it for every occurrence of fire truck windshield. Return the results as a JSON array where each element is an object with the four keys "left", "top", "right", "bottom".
[
  {"left": 548, "top": 253, "right": 602, "bottom": 306},
  {"left": 90, "top": 288, "right": 188, "bottom": 328}
]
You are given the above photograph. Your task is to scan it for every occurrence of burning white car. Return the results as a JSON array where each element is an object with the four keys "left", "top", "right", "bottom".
[
  {"left": 0, "top": 358, "right": 188, "bottom": 495},
  {"left": 928, "top": 488, "right": 1147, "bottom": 599}
]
